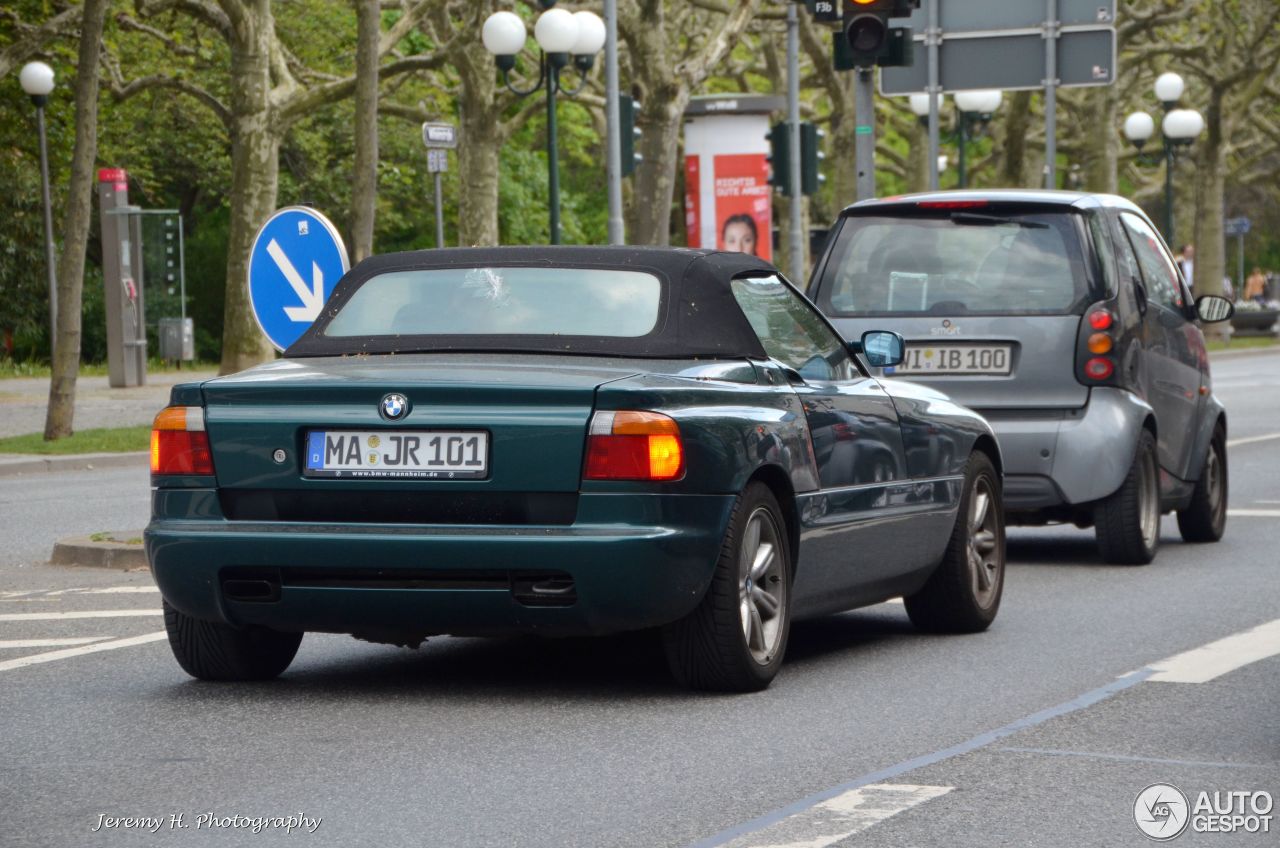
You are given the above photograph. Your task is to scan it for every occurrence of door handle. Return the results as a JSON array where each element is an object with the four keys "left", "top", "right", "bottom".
[{"left": 1133, "top": 278, "right": 1149, "bottom": 316}]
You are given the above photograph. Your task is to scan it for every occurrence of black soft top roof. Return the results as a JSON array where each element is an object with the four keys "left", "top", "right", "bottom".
[{"left": 285, "top": 245, "right": 778, "bottom": 360}]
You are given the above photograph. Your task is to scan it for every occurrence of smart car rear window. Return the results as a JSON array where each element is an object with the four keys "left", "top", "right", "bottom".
[
  {"left": 323, "top": 266, "right": 662, "bottom": 338},
  {"left": 816, "top": 211, "right": 1089, "bottom": 317}
]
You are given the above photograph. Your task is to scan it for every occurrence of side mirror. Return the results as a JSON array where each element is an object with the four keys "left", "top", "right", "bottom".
[
  {"left": 857, "top": 330, "right": 906, "bottom": 368},
  {"left": 1195, "top": 295, "right": 1235, "bottom": 324}
]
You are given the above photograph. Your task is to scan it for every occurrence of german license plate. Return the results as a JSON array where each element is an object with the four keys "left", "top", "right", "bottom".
[
  {"left": 304, "top": 431, "right": 488, "bottom": 479},
  {"left": 894, "top": 344, "right": 1013, "bottom": 375}
]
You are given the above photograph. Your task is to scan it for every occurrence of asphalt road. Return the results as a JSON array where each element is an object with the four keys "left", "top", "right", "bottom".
[{"left": 1, "top": 350, "right": 1277, "bottom": 847}]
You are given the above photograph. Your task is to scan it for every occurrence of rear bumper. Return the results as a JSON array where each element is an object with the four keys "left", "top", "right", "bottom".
[
  {"left": 146, "top": 492, "right": 735, "bottom": 638},
  {"left": 982, "top": 388, "right": 1153, "bottom": 511}
]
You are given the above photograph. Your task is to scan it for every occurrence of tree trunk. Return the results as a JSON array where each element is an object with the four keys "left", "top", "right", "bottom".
[
  {"left": 829, "top": 96, "right": 858, "bottom": 204},
  {"left": 1080, "top": 86, "right": 1118, "bottom": 194},
  {"left": 350, "top": 0, "right": 380, "bottom": 262},
  {"left": 629, "top": 84, "right": 688, "bottom": 245},
  {"left": 1192, "top": 92, "right": 1227, "bottom": 308},
  {"left": 998, "top": 91, "right": 1033, "bottom": 188},
  {"left": 454, "top": 51, "right": 501, "bottom": 247},
  {"left": 905, "top": 118, "right": 929, "bottom": 193},
  {"left": 219, "top": 3, "right": 278, "bottom": 375},
  {"left": 43, "top": 0, "right": 108, "bottom": 441}
]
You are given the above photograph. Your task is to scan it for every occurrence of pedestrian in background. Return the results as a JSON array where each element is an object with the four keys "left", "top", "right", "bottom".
[
  {"left": 1244, "top": 267, "right": 1268, "bottom": 303},
  {"left": 1178, "top": 244, "right": 1195, "bottom": 285}
]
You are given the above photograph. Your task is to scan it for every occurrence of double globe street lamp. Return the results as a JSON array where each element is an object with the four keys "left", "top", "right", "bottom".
[
  {"left": 1122, "top": 72, "right": 1204, "bottom": 249},
  {"left": 910, "top": 89, "right": 1003, "bottom": 189},
  {"left": 19, "top": 61, "right": 58, "bottom": 358},
  {"left": 482, "top": 3, "right": 606, "bottom": 245}
]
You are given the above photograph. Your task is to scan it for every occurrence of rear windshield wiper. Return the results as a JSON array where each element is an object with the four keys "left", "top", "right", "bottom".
[{"left": 950, "top": 212, "right": 1049, "bottom": 229}]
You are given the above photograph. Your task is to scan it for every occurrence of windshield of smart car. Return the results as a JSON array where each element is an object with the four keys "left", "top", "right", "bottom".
[
  {"left": 323, "top": 266, "right": 662, "bottom": 338},
  {"left": 816, "top": 211, "right": 1089, "bottom": 316}
]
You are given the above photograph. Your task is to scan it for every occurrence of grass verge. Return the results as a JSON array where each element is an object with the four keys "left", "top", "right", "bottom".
[
  {"left": 1207, "top": 336, "right": 1278, "bottom": 353},
  {"left": 0, "top": 359, "right": 218, "bottom": 379},
  {"left": 0, "top": 425, "right": 150, "bottom": 455}
]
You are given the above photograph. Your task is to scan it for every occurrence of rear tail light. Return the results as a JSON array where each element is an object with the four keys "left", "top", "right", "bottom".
[
  {"left": 1080, "top": 305, "right": 1119, "bottom": 382},
  {"left": 1084, "top": 357, "right": 1115, "bottom": 380},
  {"left": 151, "top": 406, "right": 214, "bottom": 476},
  {"left": 584, "top": 410, "right": 684, "bottom": 481}
]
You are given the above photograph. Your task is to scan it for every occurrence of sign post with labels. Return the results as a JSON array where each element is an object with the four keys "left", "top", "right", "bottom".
[
  {"left": 247, "top": 206, "right": 349, "bottom": 352},
  {"left": 422, "top": 122, "right": 457, "bottom": 249}
]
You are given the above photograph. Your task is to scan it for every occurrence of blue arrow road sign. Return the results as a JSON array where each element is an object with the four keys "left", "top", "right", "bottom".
[{"left": 248, "top": 206, "right": 349, "bottom": 351}]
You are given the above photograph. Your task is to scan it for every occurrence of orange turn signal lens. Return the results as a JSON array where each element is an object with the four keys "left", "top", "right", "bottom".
[
  {"left": 584, "top": 411, "right": 685, "bottom": 481},
  {"left": 1088, "top": 333, "right": 1114, "bottom": 355}
]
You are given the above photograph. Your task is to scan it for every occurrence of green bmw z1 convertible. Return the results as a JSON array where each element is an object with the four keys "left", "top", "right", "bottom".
[{"left": 147, "top": 246, "right": 1006, "bottom": 691}]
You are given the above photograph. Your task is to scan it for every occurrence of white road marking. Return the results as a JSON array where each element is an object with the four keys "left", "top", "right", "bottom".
[
  {"left": 0, "top": 631, "right": 167, "bottom": 673},
  {"left": 1226, "top": 509, "right": 1280, "bottom": 518},
  {"left": 0, "top": 609, "right": 161, "bottom": 622},
  {"left": 720, "top": 784, "right": 952, "bottom": 848},
  {"left": 46, "top": 586, "right": 158, "bottom": 595},
  {"left": 1226, "top": 431, "right": 1280, "bottom": 448},
  {"left": 1147, "top": 618, "right": 1280, "bottom": 684},
  {"left": 0, "top": 637, "right": 114, "bottom": 649}
]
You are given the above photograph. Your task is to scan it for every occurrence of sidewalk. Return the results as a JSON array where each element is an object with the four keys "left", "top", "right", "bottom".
[{"left": 0, "top": 370, "right": 216, "bottom": 439}]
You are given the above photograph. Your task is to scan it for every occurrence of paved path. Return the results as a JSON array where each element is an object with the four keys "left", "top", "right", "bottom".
[{"left": 0, "top": 370, "right": 217, "bottom": 438}]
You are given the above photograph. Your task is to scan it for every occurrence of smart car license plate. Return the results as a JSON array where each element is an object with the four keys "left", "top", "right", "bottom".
[
  {"left": 895, "top": 344, "right": 1013, "bottom": 375},
  {"left": 303, "top": 431, "right": 488, "bottom": 479}
]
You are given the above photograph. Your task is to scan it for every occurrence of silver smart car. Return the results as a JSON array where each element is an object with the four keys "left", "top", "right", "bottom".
[{"left": 808, "top": 190, "right": 1234, "bottom": 564}]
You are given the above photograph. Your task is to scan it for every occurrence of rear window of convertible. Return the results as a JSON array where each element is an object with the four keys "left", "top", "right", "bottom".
[
  {"left": 815, "top": 211, "right": 1089, "bottom": 317},
  {"left": 323, "top": 266, "right": 662, "bottom": 338}
]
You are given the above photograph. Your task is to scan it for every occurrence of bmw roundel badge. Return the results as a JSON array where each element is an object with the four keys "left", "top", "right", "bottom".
[{"left": 380, "top": 393, "right": 409, "bottom": 421}]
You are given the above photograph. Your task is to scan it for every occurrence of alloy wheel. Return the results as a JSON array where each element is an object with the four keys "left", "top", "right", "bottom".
[
  {"left": 738, "top": 507, "right": 786, "bottom": 665},
  {"left": 968, "top": 476, "right": 1002, "bottom": 609}
]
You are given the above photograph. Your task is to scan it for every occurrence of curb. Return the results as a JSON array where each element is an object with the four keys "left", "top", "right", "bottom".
[
  {"left": 0, "top": 451, "right": 149, "bottom": 477},
  {"left": 49, "top": 533, "right": 149, "bottom": 571}
]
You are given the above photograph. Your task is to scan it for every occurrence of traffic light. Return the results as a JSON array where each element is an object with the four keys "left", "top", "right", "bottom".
[
  {"left": 620, "top": 95, "right": 642, "bottom": 177},
  {"left": 767, "top": 122, "right": 793, "bottom": 196},
  {"left": 801, "top": 123, "right": 826, "bottom": 196},
  {"left": 769, "top": 123, "right": 825, "bottom": 198},
  {"left": 839, "top": 0, "right": 917, "bottom": 68}
]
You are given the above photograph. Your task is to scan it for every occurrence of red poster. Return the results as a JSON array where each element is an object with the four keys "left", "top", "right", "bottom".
[
  {"left": 713, "top": 153, "right": 772, "bottom": 262},
  {"left": 684, "top": 155, "right": 701, "bottom": 248}
]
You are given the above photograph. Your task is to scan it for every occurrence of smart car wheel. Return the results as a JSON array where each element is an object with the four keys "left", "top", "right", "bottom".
[
  {"left": 1177, "top": 428, "right": 1228, "bottom": 543},
  {"left": 662, "top": 482, "right": 791, "bottom": 692},
  {"left": 1094, "top": 429, "right": 1160, "bottom": 565},
  {"left": 163, "top": 600, "right": 302, "bottom": 681},
  {"left": 905, "top": 451, "right": 1005, "bottom": 633}
]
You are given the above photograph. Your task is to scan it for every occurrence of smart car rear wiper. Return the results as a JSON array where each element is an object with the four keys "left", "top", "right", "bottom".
[{"left": 951, "top": 212, "right": 1049, "bottom": 229}]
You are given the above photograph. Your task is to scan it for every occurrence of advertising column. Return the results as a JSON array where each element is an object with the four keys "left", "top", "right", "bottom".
[{"left": 683, "top": 95, "right": 784, "bottom": 262}]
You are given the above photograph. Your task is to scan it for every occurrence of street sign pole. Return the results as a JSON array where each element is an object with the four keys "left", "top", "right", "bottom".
[
  {"left": 855, "top": 67, "right": 876, "bottom": 201},
  {"left": 422, "top": 123, "right": 458, "bottom": 250},
  {"left": 1044, "top": 0, "right": 1059, "bottom": 188},
  {"left": 787, "top": 2, "right": 804, "bottom": 277},
  {"left": 434, "top": 171, "right": 445, "bottom": 249},
  {"left": 927, "top": 0, "right": 940, "bottom": 190}
]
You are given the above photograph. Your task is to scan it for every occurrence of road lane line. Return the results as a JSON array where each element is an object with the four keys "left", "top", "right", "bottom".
[
  {"left": 1226, "top": 509, "right": 1280, "bottom": 518},
  {"left": 689, "top": 670, "right": 1152, "bottom": 847},
  {"left": 0, "top": 637, "right": 114, "bottom": 649},
  {"left": 0, "top": 631, "right": 167, "bottom": 672},
  {"left": 0, "top": 609, "right": 161, "bottom": 622},
  {"left": 996, "top": 747, "right": 1272, "bottom": 770},
  {"left": 719, "top": 784, "right": 952, "bottom": 848},
  {"left": 1226, "top": 431, "right": 1280, "bottom": 448},
  {"left": 1146, "top": 618, "right": 1280, "bottom": 684}
]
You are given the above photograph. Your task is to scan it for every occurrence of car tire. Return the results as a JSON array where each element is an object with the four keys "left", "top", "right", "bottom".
[
  {"left": 1177, "top": 427, "right": 1228, "bottom": 543},
  {"left": 1094, "top": 429, "right": 1161, "bottom": 565},
  {"left": 904, "top": 451, "right": 1005, "bottom": 634},
  {"left": 662, "top": 482, "right": 792, "bottom": 692},
  {"left": 163, "top": 600, "right": 302, "bottom": 681}
]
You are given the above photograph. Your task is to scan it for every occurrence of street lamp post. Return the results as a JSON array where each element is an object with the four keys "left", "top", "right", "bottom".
[
  {"left": 482, "top": 4, "right": 605, "bottom": 245},
  {"left": 1122, "top": 72, "right": 1204, "bottom": 249},
  {"left": 910, "top": 90, "right": 1002, "bottom": 189},
  {"left": 19, "top": 62, "right": 57, "bottom": 359}
]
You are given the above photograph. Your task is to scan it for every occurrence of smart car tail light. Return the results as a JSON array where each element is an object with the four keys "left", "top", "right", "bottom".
[
  {"left": 151, "top": 406, "right": 214, "bottom": 476},
  {"left": 1084, "top": 357, "right": 1115, "bottom": 380},
  {"left": 584, "top": 410, "right": 684, "bottom": 481}
]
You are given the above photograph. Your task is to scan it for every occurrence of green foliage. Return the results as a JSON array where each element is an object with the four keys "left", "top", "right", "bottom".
[{"left": 0, "top": 424, "right": 150, "bottom": 454}]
